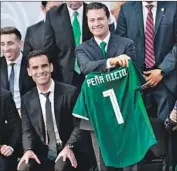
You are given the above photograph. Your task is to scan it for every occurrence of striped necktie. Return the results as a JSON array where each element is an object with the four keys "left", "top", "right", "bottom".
[{"left": 145, "top": 4, "right": 155, "bottom": 68}]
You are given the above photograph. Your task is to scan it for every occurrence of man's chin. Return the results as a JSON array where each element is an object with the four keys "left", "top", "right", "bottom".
[
  {"left": 93, "top": 32, "right": 101, "bottom": 36},
  {"left": 37, "top": 82, "right": 48, "bottom": 86},
  {"left": 5, "top": 56, "right": 13, "bottom": 60}
]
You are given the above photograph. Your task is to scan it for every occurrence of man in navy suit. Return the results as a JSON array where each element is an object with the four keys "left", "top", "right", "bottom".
[
  {"left": 76, "top": 2, "right": 137, "bottom": 171},
  {"left": 116, "top": 1, "right": 177, "bottom": 170},
  {"left": 116, "top": 1, "right": 177, "bottom": 121}
]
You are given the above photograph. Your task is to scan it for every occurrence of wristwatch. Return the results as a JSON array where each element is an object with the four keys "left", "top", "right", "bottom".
[{"left": 160, "top": 69, "right": 166, "bottom": 76}]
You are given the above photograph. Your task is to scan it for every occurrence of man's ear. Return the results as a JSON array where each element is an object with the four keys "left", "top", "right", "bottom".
[
  {"left": 41, "top": 5, "right": 46, "bottom": 15},
  {"left": 19, "top": 40, "right": 24, "bottom": 50},
  {"left": 27, "top": 67, "right": 31, "bottom": 77},
  {"left": 108, "top": 13, "right": 115, "bottom": 25},
  {"left": 50, "top": 63, "right": 53, "bottom": 73}
]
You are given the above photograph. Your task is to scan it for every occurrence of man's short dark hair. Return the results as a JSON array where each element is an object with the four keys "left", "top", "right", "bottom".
[
  {"left": 0, "top": 27, "right": 22, "bottom": 40},
  {"left": 27, "top": 49, "right": 51, "bottom": 67},
  {"left": 41, "top": 1, "right": 48, "bottom": 7},
  {"left": 86, "top": 2, "right": 110, "bottom": 19}
]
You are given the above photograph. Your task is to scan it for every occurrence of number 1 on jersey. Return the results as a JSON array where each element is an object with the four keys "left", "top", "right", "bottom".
[{"left": 103, "top": 89, "right": 124, "bottom": 124}]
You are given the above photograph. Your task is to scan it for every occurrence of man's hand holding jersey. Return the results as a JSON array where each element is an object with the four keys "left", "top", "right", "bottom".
[{"left": 108, "top": 54, "right": 130, "bottom": 67}]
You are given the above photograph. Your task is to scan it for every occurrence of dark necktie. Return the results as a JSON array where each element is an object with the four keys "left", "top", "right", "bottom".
[
  {"left": 145, "top": 4, "right": 155, "bottom": 68},
  {"left": 42, "top": 92, "right": 57, "bottom": 160},
  {"left": 9, "top": 63, "right": 15, "bottom": 96},
  {"left": 72, "top": 11, "right": 81, "bottom": 74},
  {"left": 100, "top": 41, "right": 107, "bottom": 58}
]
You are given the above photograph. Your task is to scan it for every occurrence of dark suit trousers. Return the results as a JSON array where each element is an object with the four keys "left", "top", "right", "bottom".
[
  {"left": 0, "top": 155, "right": 9, "bottom": 171},
  {"left": 171, "top": 131, "right": 177, "bottom": 168},
  {"left": 0, "top": 155, "right": 17, "bottom": 171},
  {"left": 142, "top": 82, "right": 176, "bottom": 121},
  {"left": 142, "top": 82, "right": 176, "bottom": 169},
  {"left": 71, "top": 71, "right": 85, "bottom": 88},
  {"left": 18, "top": 156, "right": 75, "bottom": 171},
  {"left": 90, "top": 132, "right": 138, "bottom": 171}
]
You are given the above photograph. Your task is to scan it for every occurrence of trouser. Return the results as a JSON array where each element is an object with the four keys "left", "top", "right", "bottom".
[
  {"left": 0, "top": 155, "right": 17, "bottom": 171},
  {"left": 90, "top": 132, "right": 138, "bottom": 171},
  {"left": 18, "top": 156, "right": 74, "bottom": 171}
]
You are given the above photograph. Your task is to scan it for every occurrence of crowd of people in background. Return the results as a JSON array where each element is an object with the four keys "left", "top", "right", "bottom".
[{"left": 0, "top": 1, "right": 177, "bottom": 171}]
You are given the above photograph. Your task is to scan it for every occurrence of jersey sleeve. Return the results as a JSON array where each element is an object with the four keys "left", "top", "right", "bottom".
[{"left": 72, "top": 90, "right": 89, "bottom": 120}]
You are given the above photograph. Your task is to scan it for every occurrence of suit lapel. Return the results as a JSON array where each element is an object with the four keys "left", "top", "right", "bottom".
[
  {"left": 1, "top": 58, "right": 9, "bottom": 89},
  {"left": 40, "top": 21, "right": 45, "bottom": 43},
  {"left": 19, "top": 56, "right": 26, "bottom": 92},
  {"left": 54, "top": 83, "right": 62, "bottom": 131},
  {"left": 61, "top": 4, "right": 75, "bottom": 46},
  {"left": 106, "top": 34, "right": 118, "bottom": 59},
  {"left": 30, "top": 88, "right": 45, "bottom": 143},
  {"left": 154, "top": 2, "right": 166, "bottom": 37},
  {"left": 134, "top": 2, "right": 144, "bottom": 39},
  {"left": 89, "top": 38, "right": 104, "bottom": 60}
]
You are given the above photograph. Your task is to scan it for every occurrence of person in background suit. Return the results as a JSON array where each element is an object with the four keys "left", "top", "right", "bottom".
[
  {"left": 165, "top": 101, "right": 177, "bottom": 171},
  {"left": 43, "top": 1, "right": 92, "bottom": 86},
  {"left": 169, "top": 102, "right": 177, "bottom": 130},
  {"left": 43, "top": 1, "right": 115, "bottom": 87},
  {"left": 23, "top": 1, "right": 63, "bottom": 58},
  {"left": 17, "top": 50, "right": 84, "bottom": 171},
  {"left": 76, "top": 3, "right": 137, "bottom": 171},
  {"left": 169, "top": 102, "right": 177, "bottom": 167},
  {"left": 0, "top": 88, "right": 21, "bottom": 171},
  {"left": 0, "top": 27, "right": 35, "bottom": 115},
  {"left": 116, "top": 2, "right": 177, "bottom": 170},
  {"left": 116, "top": 1, "right": 177, "bottom": 121}
]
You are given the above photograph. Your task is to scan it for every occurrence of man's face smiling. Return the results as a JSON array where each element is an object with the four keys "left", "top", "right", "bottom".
[
  {"left": 87, "top": 9, "right": 109, "bottom": 40},
  {"left": 1, "top": 33, "right": 22, "bottom": 61},
  {"left": 27, "top": 55, "right": 53, "bottom": 88}
]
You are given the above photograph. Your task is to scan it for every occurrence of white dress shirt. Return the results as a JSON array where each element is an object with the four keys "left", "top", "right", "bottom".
[
  {"left": 67, "top": 4, "right": 83, "bottom": 43},
  {"left": 6, "top": 52, "right": 22, "bottom": 109},
  {"left": 37, "top": 79, "right": 62, "bottom": 145},
  {"left": 142, "top": 2, "right": 157, "bottom": 32},
  {"left": 94, "top": 32, "right": 114, "bottom": 69}
]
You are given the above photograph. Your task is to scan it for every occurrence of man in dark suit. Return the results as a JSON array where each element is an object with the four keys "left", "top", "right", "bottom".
[
  {"left": 75, "top": 3, "right": 137, "bottom": 171},
  {"left": 165, "top": 101, "right": 177, "bottom": 171},
  {"left": 43, "top": 2, "right": 99, "bottom": 168},
  {"left": 23, "top": 1, "right": 63, "bottom": 58},
  {"left": 116, "top": 1, "right": 177, "bottom": 121},
  {"left": 169, "top": 101, "right": 177, "bottom": 169},
  {"left": 0, "top": 27, "right": 35, "bottom": 113},
  {"left": 0, "top": 88, "right": 21, "bottom": 171},
  {"left": 116, "top": 2, "right": 177, "bottom": 170},
  {"left": 17, "top": 50, "right": 84, "bottom": 171},
  {"left": 43, "top": 1, "right": 92, "bottom": 86}
]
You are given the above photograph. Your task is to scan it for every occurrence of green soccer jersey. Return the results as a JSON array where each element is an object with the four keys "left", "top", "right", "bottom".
[{"left": 73, "top": 60, "right": 157, "bottom": 168}]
